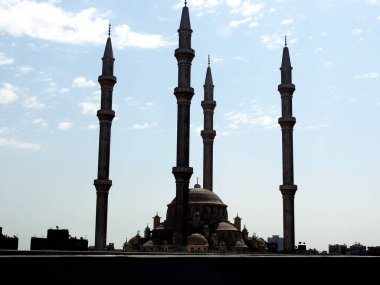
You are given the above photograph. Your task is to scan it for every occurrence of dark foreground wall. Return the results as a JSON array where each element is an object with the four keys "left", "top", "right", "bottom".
[{"left": 0, "top": 251, "right": 379, "bottom": 284}]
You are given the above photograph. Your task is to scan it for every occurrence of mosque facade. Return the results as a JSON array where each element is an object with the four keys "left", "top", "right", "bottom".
[{"left": 93, "top": 3, "right": 297, "bottom": 253}]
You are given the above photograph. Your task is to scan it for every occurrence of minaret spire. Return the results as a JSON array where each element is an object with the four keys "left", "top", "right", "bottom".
[
  {"left": 94, "top": 28, "right": 117, "bottom": 250},
  {"left": 172, "top": 3, "right": 195, "bottom": 249},
  {"left": 201, "top": 56, "right": 216, "bottom": 192},
  {"left": 278, "top": 36, "right": 297, "bottom": 254}
]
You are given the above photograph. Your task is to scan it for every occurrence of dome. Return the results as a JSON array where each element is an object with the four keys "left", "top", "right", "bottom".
[
  {"left": 216, "top": 222, "right": 239, "bottom": 231},
  {"left": 170, "top": 187, "right": 225, "bottom": 205},
  {"left": 143, "top": 240, "right": 154, "bottom": 247},
  {"left": 234, "top": 240, "right": 248, "bottom": 248},
  {"left": 187, "top": 233, "right": 209, "bottom": 246},
  {"left": 189, "top": 187, "right": 224, "bottom": 205}
]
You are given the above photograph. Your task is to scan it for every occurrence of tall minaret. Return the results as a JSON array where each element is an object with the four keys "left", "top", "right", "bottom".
[
  {"left": 201, "top": 55, "right": 216, "bottom": 192},
  {"left": 172, "top": 1, "right": 194, "bottom": 248},
  {"left": 278, "top": 36, "right": 297, "bottom": 254},
  {"left": 94, "top": 25, "right": 116, "bottom": 251}
]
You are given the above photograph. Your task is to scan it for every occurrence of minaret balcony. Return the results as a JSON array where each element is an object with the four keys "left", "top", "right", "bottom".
[{"left": 278, "top": 117, "right": 296, "bottom": 129}]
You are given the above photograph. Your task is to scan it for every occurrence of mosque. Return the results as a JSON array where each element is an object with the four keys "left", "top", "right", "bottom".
[{"left": 93, "top": 2, "right": 297, "bottom": 254}]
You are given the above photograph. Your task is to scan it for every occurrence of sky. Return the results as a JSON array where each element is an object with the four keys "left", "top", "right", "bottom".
[{"left": 0, "top": 0, "right": 379, "bottom": 252}]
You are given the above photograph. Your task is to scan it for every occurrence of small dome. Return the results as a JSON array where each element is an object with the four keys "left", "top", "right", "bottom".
[
  {"left": 187, "top": 233, "right": 209, "bottom": 246},
  {"left": 216, "top": 222, "right": 239, "bottom": 231},
  {"left": 143, "top": 240, "right": 154, "bottom": 247},
  {"left": 234, "top": 240, "right": 248, "bottom": 248},
  {"left": 194, "top": 183, "right": 201, "bottom": 188}
]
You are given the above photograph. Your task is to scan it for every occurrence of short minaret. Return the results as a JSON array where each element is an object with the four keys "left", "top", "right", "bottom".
[
  {"left": 234, "top": 213, "right": 242, "bottom": 231},
  {"left": 201, "top": 55, "right": 216, "bottom": 192},
  {"left": 278, "top": 36, "right": 297, "bottom": 254},
  {"left": 94, "top": 25, "right": 116, "bottom": 251},
  {"left": 153, "top": 213, "right": 161, "bottom": 230},
  {"left": 172, "top": 1, "right": 194, "bottom": 248}
]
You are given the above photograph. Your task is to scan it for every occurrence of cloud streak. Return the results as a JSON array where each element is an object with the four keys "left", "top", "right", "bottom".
[
  {"left": 0, "top": 52, "right": 14, "bottom": 65},
  {"left": 0, "top": 137, "right": 41, "bottom": 151},
  {"left": 354, "top": 72, "right": 379, "bottom": 79},
  {"left": 72, "top": 76, "right": 96, "bottom": 88},
  {"left": 0, "top": 83, "right": 18, "bottom": 105},
  {"left": 0, "top": 0, "right": 171, "bottom": 49}
]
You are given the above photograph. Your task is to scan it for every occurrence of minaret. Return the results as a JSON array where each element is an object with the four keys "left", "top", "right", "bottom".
[
  {"left": 201, "top": 55, "right": 216, "bottom": 191},
  {"left": 278, "top": 36, "right": 297, "bottom": 254},
  {"left": 94, "top": 25, "right": 116, "bottom": 251},
  {"left": 172, "top": 1, "right": 194, "bottom": 248}
]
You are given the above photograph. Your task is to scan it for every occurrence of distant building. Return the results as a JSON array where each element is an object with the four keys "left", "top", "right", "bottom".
[
  {"left": 267, "top": 235, "right": 284, "bottom": 253},
  {"left": 296, "top": 242, "right": 307, "bottom": 254},
  {"left": 367, "top": 246, "right": 380, "bottom": 256},
  {"left": 30, "top": 227, "right": 88, "bottom": 251},
  {"left": 0, "top": 227, "right": 18, "bottom": 250},
  {"left": 329, "top": 244, "right": 348, "bottom": 255},
  {"left": 349, "top": 243, "right": 366, "bottom": 256}
]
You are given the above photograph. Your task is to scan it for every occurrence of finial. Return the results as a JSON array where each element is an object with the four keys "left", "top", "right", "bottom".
[
  {"left": 185, "top": 0, "right": 187, "bottom": 7},
  {"left": 285, "top": 35, "right": 287, "bottom": 47},
  {"left": 108, "top": 24, "right": 111, "bottom": 37},
  {"left": 208, "top": 54, "right": 210, "bottom": 67},
  {"left": 196, "top": 177, "right": 199, "bottom": 184}
]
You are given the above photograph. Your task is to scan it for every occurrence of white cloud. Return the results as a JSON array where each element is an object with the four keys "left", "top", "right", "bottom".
[
  {"left": 79, "top": 102, "right": 99, "bottom": 115},
  {"left": 19, "top": 65, "right": 33, "bottom": 73},
  {"left": 131, "top": 122, "right": 157, "bottom": 130},
  {"left": 58, "top": 121, "right": 72, "bottom": 130},
  {"left": 72, "top": 76, "right": 96, "bottom": 88},
  {"left": 22, "top": 96, "right": 45, "bottom": 109},
  {"left": 113, "top": 24, "right": 172, "bottom": 49},
  {"left": 87, "top": 124, "right": 97, "bottom": 130},
  {"left": 229, "top": 17, "right": 251, "bottom": 28},
  {"left": 0, "top": 137, "right": 41, "bottom": 151},
  {"left": 59, "top": 88, "right": 70, "bottom": 94},
  {"left": 0, "top": 83, "right": 18, "bottom": 105},
  {"left": 0, "top": 127, "right": 9, "bottom": 134},
  {"left": 268, "top": 8, "right": 276, "bottom": 13},
  {"left": 315, "top": 47, "right": 324, "bottom": 53},
  {"left": 366, "top": 0, "right": 378, "bottom": 4},
  {"left": 224, "top": 100, "right": 278, "bottom": 129},
  {"left": 224, "top": 111, "right": 276, "bottom": 128},
  {"left": 354, "top": 72, "right": 379, "bottom": 79},
  {"left": 352, "top": 28, "right": 363, "bottom": 35},
  {"left": 234, "top": 56, "right": 249, "bottom": 62},
  {"left": 324, "top": 61, "right": 334, "bottom": 66},
  {"left": 32, "top": 118, "right": 48, "bottom": 128},
  {"left": 230, "top": 1, "right": 264, "bottom": 17},
  {"left": 212, "top": 57, "right": 225, "bottom": 64},
  {"left": 174, "top": 0, "right": 222, "bottom": 9},
  {"left": 377, "top": 16, "right": 380, "bottom": 21},
  {"left": 226, "top": 0, "right": 241, "bottom": 7},
  {"left": 249, "top": 22, "right": 259, "bottom": 28},
  {"left": 0, "top": 52, "right": 14, "bottom": 65},
  {"left": 0, "top": 1, "right": 171, "bottom": 49},
  {"left": 281, "top": 18, "right": 293, "bottom": 25},
  {"left": 321, "top": 32, "right": 328, "bottom": 37},
  {"left": 260, "top": 33, "right": 296, "bottom": 49}
]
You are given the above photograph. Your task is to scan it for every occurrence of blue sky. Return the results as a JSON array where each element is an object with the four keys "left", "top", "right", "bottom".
[{"left": 0, "top": 0, "right": 379, "bottom": 251}]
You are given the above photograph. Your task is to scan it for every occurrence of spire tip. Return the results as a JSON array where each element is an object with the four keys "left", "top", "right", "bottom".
[
  {"left": 208, "top": 54, "right": 210, "bottom": 67},
  {"left": 285, "top": 35, "right": 287, "bottom": 47},
  {"left": 108, "top": 24, "right": 111, "bottom": 38},
  {"left": 185, "top": 0, "right": 187, "bottom": 7}
]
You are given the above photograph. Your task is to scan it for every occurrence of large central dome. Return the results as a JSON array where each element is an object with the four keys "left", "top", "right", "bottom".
[
  {"left": 166, "top": 184, "right": 228, "bottom": 226},
  {"left": 170, "top": 184, "right": 225, "bottom": 205},
  {"left": 189, "top": 186, "right": 225, "bottom": 204}
]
